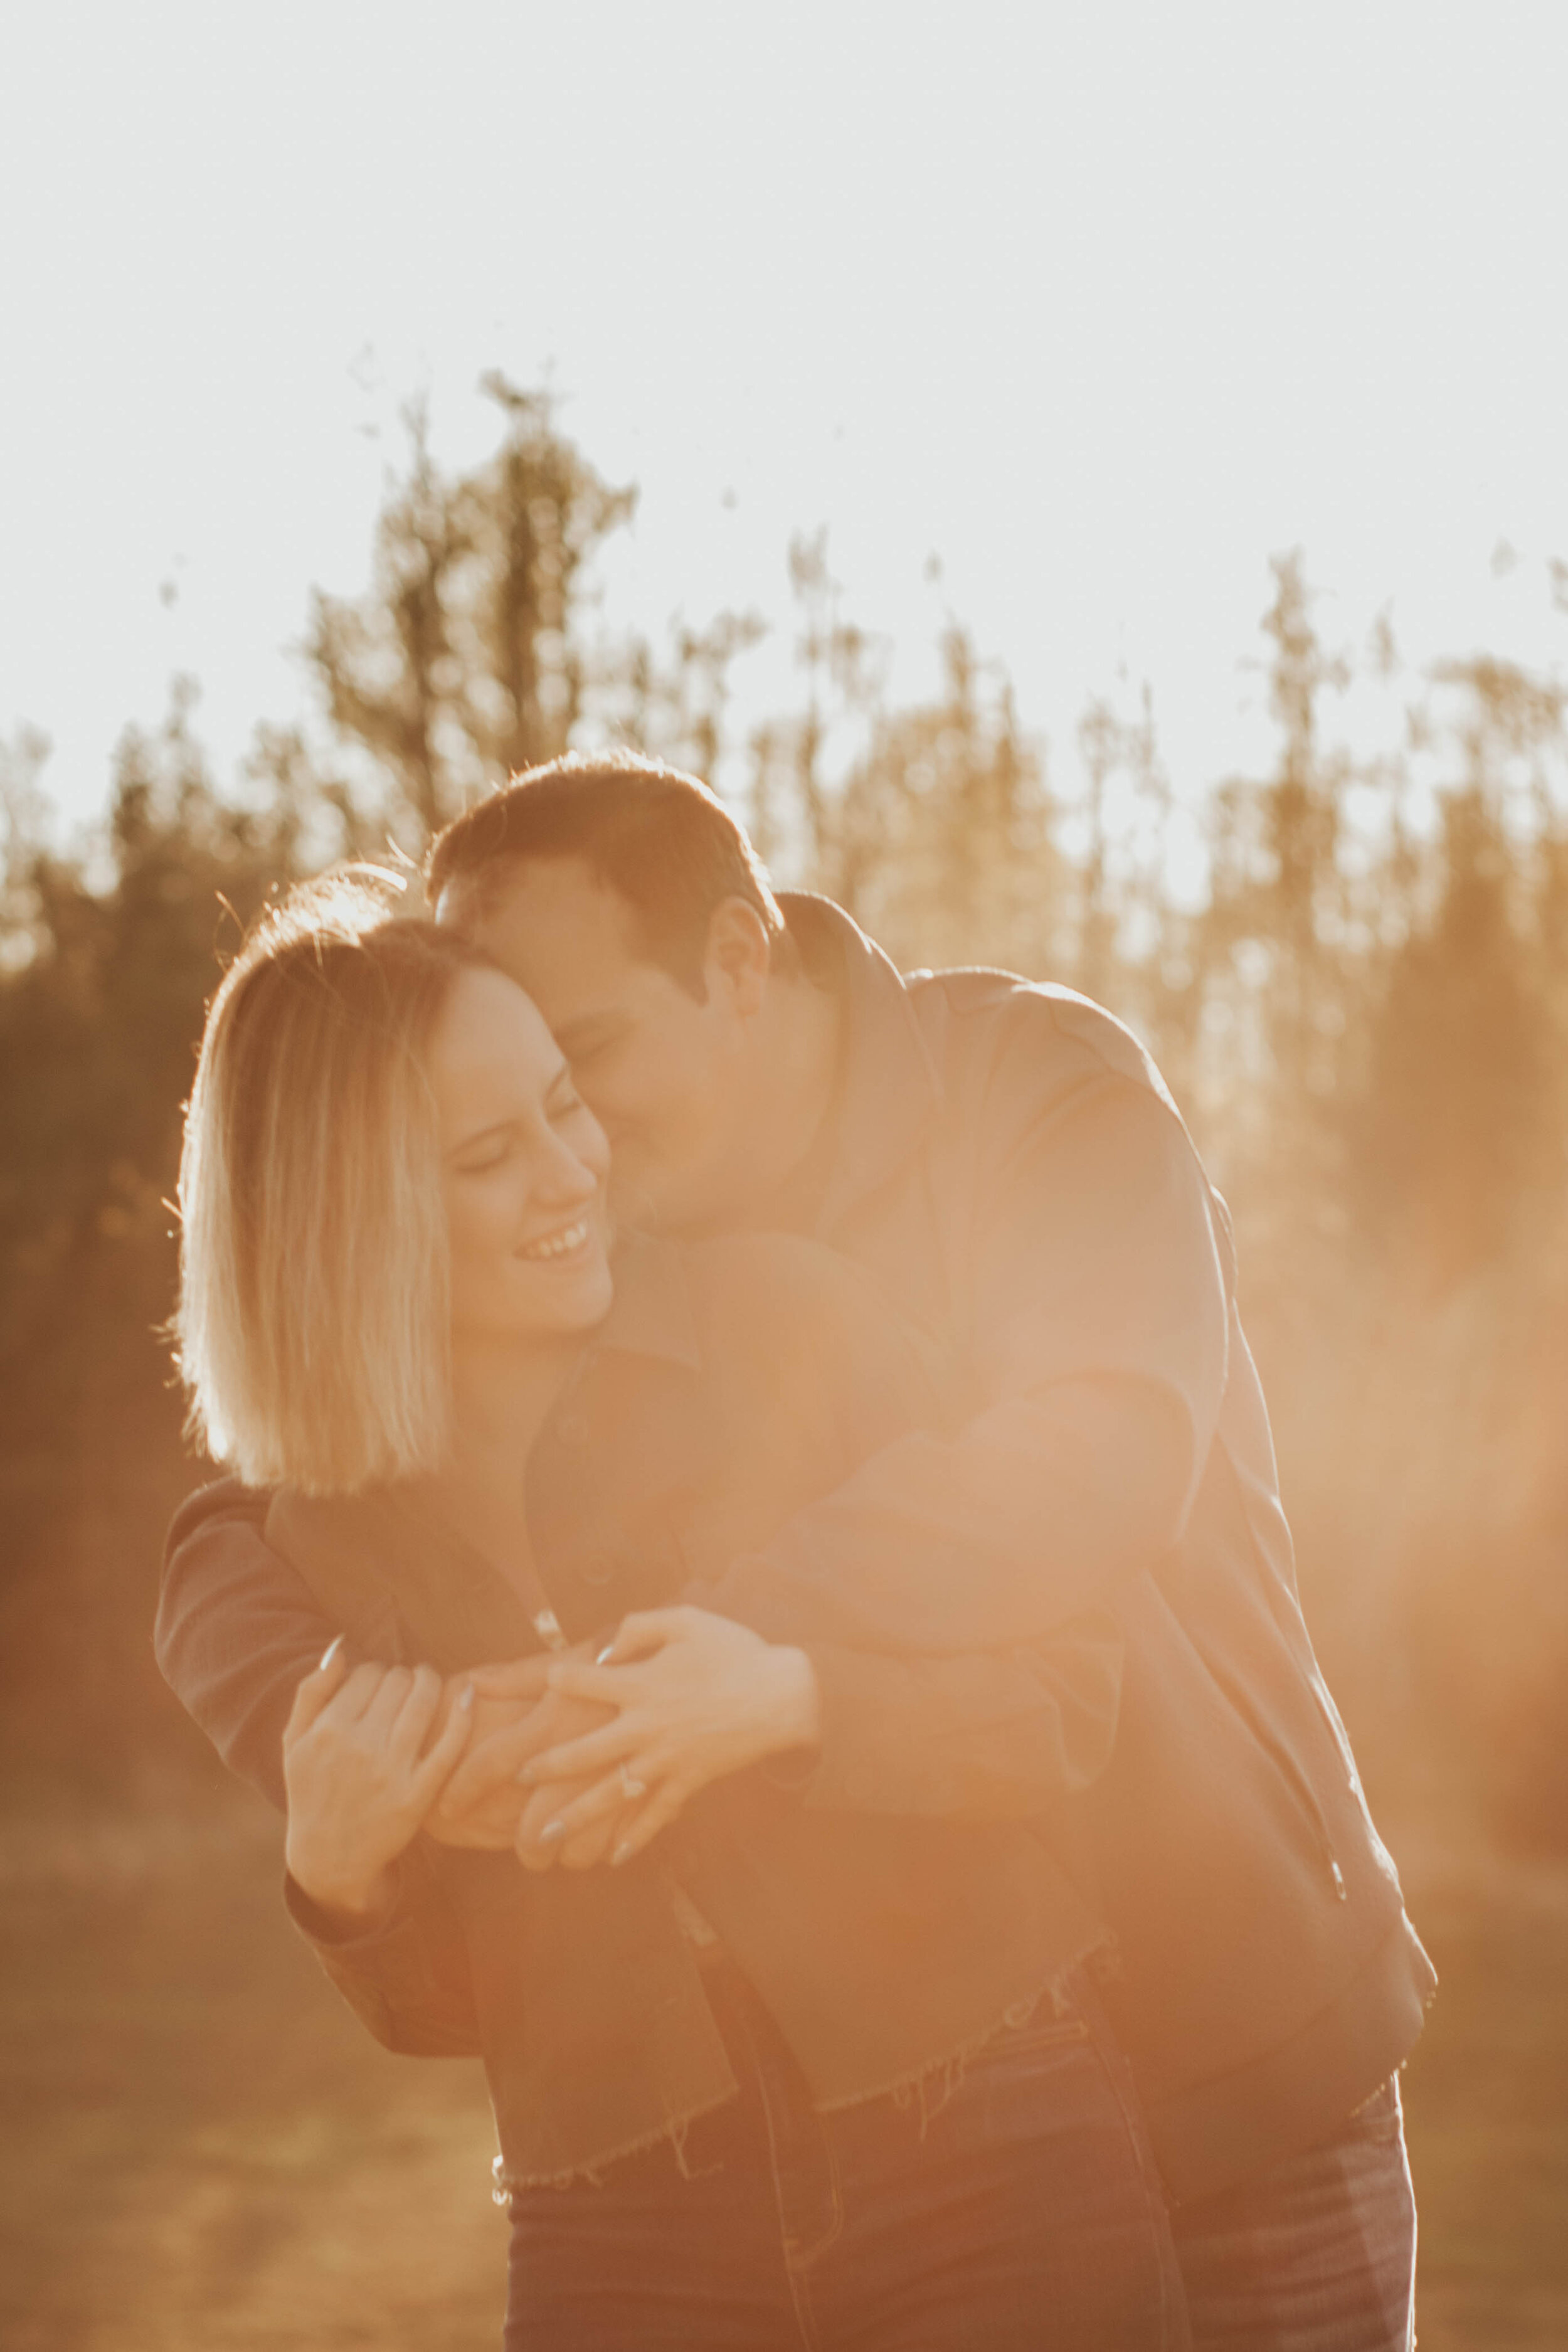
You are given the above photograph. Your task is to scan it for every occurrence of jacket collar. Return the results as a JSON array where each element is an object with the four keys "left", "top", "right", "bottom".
[{"left": 778, "top": 893, "right": 944, "bottom": 1233}]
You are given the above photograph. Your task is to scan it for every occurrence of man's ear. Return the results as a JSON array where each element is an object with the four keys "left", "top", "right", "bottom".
[{"left": 703, "top": 898, "right": 772, "bottom": 1016}]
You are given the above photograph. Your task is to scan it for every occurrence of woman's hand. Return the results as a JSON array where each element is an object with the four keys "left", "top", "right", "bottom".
[
  {"left": 517, "top": 1607, "right": 822, "bottom": 1868},
  {"left": 423, "top": 1656, "right": 556, "bottom": 1851},
  {"left": 407, "top": 1652, "right": 632, "bottom": 1872},
  {"left": 282, "top": 1644, "right": 474, "bottom": 1927}
]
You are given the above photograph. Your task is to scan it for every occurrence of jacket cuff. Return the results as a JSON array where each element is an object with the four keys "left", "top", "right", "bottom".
[
  {"left": 282, "top": 1860, "right": 462, "bottom": 2049},
  {"left": 283, "top": 1864, "right": 405, "bottom": 1950}
]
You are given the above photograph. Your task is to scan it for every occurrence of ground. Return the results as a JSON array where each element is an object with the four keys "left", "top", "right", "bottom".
[{"left": 2, "top": 1789, "right": 1564, "bottom": 2348}]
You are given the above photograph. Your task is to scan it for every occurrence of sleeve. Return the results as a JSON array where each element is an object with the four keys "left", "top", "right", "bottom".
[
  {"left": 282, "top": 1841, "right": 482, "bottom": 2058},
  {"left": 677, "top": 1213, "right": 1130, "bottom": 1815},
  {"left": 688, "top": 1066, "right": 1231, "bottom": 1663},
  {"left": 783, "top": 1613, "right": 1123, "bottom": 1817},
  {"left": 154, "top": 1478, "right": 344, "bottom": 1813}
]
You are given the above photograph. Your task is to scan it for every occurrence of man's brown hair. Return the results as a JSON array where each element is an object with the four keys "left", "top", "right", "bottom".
[{"left": 426, "top": 751, "right": 792, "bottom": 997}]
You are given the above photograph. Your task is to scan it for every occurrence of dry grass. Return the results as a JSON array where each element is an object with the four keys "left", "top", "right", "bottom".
[
  {"left": 1394, "top": 1825, "right": 1568, "bottom": 2349},
  {"left": 0, "top": 1798, "right": 504, "bottom": 2350}
]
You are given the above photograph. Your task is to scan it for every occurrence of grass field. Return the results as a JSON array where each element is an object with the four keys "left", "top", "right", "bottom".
[{"left": 3, "top": 1789, "right": 1564, "bottom": 2348}]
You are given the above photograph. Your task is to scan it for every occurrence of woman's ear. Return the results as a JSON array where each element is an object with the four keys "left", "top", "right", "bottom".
[{"left": 702, "top": 897, "right": 772, "bottom": 1017}]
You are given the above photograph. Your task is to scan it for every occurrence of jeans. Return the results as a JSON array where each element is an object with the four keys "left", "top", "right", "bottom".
[
  {"left": 504, "top": 1956, "right": 1189, "bottom": 2350},
  {"left": 1171, "top": 2077, "right": 1417, "bottom": 2352}
]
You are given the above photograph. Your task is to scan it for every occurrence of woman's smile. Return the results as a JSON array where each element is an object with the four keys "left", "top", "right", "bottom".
[{"left": 517, "top": 1214, "right": 596, "bottom": 1264}]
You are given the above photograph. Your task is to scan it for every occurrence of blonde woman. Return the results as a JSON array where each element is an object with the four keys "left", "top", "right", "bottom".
[{"left": 168, "top": 874, "right": 1187, "bottom": 2351}]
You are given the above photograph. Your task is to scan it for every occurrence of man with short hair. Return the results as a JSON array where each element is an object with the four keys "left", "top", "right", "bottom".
[{"left": 160, "top": 750, "right": 1431, "bottom": 2348}]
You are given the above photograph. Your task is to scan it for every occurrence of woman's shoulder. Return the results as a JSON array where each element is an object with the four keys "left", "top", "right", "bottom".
[
  {"left": 264, "top": 1485, "right": 413, "bottom": 1656},
  {"left": 267, "top": 1481, "right": 395, "bottom": 1550},
  {"left": 265, "top": 1483, "right": 413, "bottom": 1588}
]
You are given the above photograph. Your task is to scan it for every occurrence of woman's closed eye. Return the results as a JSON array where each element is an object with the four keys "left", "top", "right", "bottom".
[{"left": 453, "top": 1128, "right": 518, "bottom": 1176}]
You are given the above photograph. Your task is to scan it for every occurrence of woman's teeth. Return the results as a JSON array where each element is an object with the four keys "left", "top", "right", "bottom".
[{"left": 519, "top": 1217, "right": 591, "bottom": 1263}]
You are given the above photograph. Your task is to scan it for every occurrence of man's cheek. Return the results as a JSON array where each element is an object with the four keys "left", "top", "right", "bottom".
[{"left": 603, "top": 1120, "right": 660, "bottom": 1183}]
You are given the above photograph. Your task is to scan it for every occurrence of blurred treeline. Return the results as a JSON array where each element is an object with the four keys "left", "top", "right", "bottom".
[{"left": 3, "top": 379, "right": 1566, "bottom": 1845}]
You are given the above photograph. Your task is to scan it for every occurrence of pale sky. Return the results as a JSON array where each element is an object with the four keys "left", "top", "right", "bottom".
[{"left": 3, "top": 3, "right": 1565, "bottom": 862}]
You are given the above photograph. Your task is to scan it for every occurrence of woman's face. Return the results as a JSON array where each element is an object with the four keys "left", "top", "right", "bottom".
[{"left": 426, "top": 965, "right": 614, "bottom": 1345}]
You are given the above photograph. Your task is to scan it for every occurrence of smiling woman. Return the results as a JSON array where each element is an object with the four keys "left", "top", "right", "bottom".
[{"left": 174, "top": 875, "right": 615, "bottom": 1498}]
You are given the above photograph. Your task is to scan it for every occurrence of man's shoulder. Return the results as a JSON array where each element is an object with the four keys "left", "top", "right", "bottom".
[
  {"left": 792, "top": 890, "right": 1176, "bottom": 1116},
  {"left": 903, "top": 964, "right": 1182, "bottom": 1120},
  {"left": 677, "top": 1229, "right": 909, "bottom": 1338}
]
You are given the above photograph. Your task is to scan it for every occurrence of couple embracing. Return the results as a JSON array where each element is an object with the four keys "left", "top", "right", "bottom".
[{"left": 159, "top": 751, "right": 1433, "bottom": 2349}]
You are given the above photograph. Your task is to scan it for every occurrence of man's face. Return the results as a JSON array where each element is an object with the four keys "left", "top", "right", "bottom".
[{"left": 445, "top": 856, "right": 752, "bottom": 1234}]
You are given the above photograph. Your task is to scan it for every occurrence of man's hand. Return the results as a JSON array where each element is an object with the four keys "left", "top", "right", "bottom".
[
  {"left": 282, "top": 1646, "right": 474, "bottom": 1926},
  {"left": 517, "top": 1607, "right": 821, "bottom": 1869},
  {"left": 423, "top": 1653, "right": 634, "bottom": 1868},
  {"left": 423, "top": 1657, "right": 554, "bottom": 1851}
]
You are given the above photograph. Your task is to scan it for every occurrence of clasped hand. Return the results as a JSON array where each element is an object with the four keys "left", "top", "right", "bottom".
[
  {"left": 426, "top": 1653, "right": 636, "bottom": 1871},
  {"left": 512, "top": 1606, "right": 821, "bottom": 1870},
  {"left": 282, "top": 1648, "right": 475, "bottom": 1925},
  {"left": 280, "top": 1640, "right": 620, "bottom": 1916},
  {"left": 435, "top": 1607, "right": 820, "bottom": 1871},
  {"left": 283, "top": 1608, "right": 821, "bottom": 1906}
]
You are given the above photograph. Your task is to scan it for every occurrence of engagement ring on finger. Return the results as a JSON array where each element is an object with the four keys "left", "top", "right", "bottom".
[{"left": 619, "top": 1764, "right": 647, "bottom": 1801}]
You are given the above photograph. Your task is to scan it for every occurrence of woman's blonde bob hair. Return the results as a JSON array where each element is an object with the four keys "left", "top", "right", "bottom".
[{"left": 176, "top": 873, "right": 499, "bottom": 1496}]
